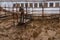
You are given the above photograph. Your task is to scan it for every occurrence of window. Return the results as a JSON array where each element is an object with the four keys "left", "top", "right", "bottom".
[
  {"left": 44, "top": 3, "right": 48, "bottom": 8},
  {"left": 29, "top": 3, "right": 33, "bottom": 8},
  {"left": 39, "top": 3, "right": 42, "bottom": 7},
  {"left": 21, "top": 3, "right": 24, "bottom": 7},
  {"left": 13, "top": 4, "right": 15, "bottom": 7},
  {"left": 34, "top": 3, "right": 37, "bottom": 8},
  {"left": 55, "top": 3, "right": 59, "bottom": 7},
  {"left": 13, "top": 3, "right": 20, "bottom": 8},
  {"left": 50, "top": 3, "right": 53, "bottom": 7},
  {"left": 25, "top": 3, "right": 28, "bottom": 7}
]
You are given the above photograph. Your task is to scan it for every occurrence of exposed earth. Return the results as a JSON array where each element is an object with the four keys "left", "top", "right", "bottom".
[{"left": 0, "top": 18, "right": 60, "bottom": 40}]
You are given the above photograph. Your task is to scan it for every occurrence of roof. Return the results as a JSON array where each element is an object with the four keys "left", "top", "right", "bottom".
[
  {"left": 47, "top": 0, "right": 60, "bottom": 1},
  {"left": 0, "top": 0, "right": 46, "bottom": 2},
  {"left": 0, "top": 0, "right": 60, "bottom": 2}
]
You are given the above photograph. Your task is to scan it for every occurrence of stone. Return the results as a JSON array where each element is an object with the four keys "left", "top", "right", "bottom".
[{"left": 47, "top": 30, "right": 56, "bottom": 37}]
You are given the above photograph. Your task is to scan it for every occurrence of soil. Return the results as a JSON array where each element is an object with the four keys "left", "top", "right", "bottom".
[{"left": 0, "top": 19, "right": 60, "bottom": 40}]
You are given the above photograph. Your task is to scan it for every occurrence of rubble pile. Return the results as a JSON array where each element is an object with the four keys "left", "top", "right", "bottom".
[{"left": 0, "top": 19, "right": 60, "bottom": 40}]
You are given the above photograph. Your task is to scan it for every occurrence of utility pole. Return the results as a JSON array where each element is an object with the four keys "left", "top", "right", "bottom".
[
  {"left": 42, "top": 2, "right": 44, "bottom": 18},
  {"left": 26, "top": 3, "right": 28, "bottom": 15},
  {"left": 5, "top": 4, "right": 6, "bottom": 16},
  {"left": 59, "top": 4, "right": 60, "bottom": 21},
  {"left": 25, "top": 0, "right": 28, "bottom": 15}
]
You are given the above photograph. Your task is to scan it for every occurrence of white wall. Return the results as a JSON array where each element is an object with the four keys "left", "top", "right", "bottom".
[{"left": 0, "top": 2, "right": 60, "bottom": 16}]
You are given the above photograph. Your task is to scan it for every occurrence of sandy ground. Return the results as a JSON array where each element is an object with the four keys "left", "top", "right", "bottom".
[{"left": 0, "top": 18, "right": 60, "bottom": 40}]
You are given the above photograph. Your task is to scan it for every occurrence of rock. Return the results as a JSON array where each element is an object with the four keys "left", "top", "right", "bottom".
[
  {"left": 3, "top": 37, "right": 10, "bottom": 40},
  {"left": 55, "top": 34, "right": 60, "bottom": 39},
  {"left": 56, "top": 28, "right": 60, "bottom": 34},
  {"left": 47, "top": 30, "right": 56, "bottom": 37},
  {"left": 35, "top": 31, "right": 49, "bottom": 40},
  {"left": 4, "top": 25, "right": 11, "bottom": 29},
  {"left": 0, "top": 37, "right": 4, "bottom": 40},
  {"left": 30, "top": 37, "right": 34, "bottom": 40},
  {"left": 42, "top": 36, "right": 49, "bottom": 40}
]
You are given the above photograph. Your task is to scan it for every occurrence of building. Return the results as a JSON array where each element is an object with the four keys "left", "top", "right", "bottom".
[{"left": 0, "top": 0, "right": 60, "bottom": 16}]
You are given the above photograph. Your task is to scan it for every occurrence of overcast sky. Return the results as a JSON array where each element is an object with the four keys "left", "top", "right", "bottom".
[
  {"left": 0, "top": 2, "right": 15, "bottom": 7},
  {"left": 0, "top": 0, "right": 44, "bottom": 2}
]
